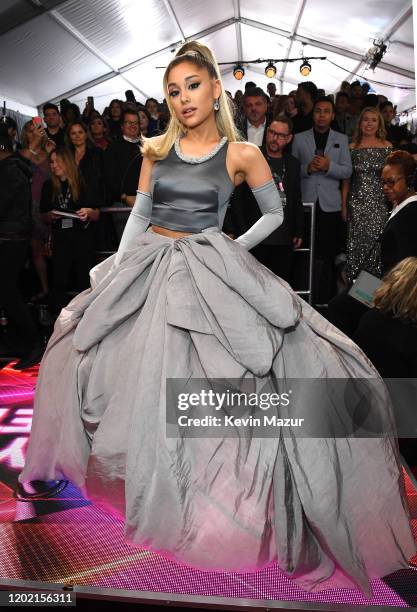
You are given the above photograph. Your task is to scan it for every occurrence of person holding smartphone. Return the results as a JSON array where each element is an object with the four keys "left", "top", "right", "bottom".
[
  {"left": 42, "top": 102, "right": 65, "bottom": 147},
  {"left": 19, "top": 119, "right": 55, "bottom": 302}
]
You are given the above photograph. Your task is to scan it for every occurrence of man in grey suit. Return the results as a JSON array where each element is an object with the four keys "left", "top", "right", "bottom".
[{"left": 292, "top": 96, "right": 352, "bottom": 303}]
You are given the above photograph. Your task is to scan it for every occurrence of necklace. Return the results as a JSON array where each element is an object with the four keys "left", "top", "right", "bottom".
[{"left": 175, "top": 136, "right": 228, "bottom": 164}]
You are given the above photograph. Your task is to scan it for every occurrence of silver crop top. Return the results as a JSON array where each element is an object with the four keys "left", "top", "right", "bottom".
[{"left": 150, "top": 137, "right": 235, "bottom": 233}]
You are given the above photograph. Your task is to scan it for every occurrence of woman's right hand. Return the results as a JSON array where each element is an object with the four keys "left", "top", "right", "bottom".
[
  {"left": 341, "top": 204, "right": 348, "bottom": 222},
  {"left": 45, "top": 139, "right": 56, "bottom": 155}
]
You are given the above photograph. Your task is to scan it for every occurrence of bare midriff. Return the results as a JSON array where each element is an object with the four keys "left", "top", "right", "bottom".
[{"left": 150, "top": 225, "right": 195, "bottom": 238}]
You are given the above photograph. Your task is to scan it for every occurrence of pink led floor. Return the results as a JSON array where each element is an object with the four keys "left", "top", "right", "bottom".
[{"left": 0, "top": 365, "right": 416, "bottom": 609}]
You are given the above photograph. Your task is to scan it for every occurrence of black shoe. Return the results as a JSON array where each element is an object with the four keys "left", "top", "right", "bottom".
[
  {"left": 12, "top": 344, "right": 45, "bottom": 370},
  {"left": 14, "top": 480, "right": 68, "bottom": 501}
]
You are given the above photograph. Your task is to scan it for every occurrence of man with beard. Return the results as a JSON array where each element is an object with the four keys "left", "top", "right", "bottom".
[{"left": 226, "top": 116, "right": 303, "bottom": 283}]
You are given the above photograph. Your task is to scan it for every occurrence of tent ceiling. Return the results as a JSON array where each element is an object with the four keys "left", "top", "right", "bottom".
[
  {"left": 0, "top": 0, "right": 69, "bottom": 35},
  {"left": 0, "top": 0, "right": 414, "bottom": 113}
]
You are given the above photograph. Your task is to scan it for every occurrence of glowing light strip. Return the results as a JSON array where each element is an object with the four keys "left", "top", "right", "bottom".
[
  {"left": 61, "top": 551, "right": 153, "bottom": 582},
  {"left": 0, "top": 392, "right": 34, "bottom": 399}
]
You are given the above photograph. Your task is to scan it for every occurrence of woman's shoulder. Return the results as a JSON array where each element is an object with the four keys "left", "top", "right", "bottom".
[
  {"left": 396, "top": 197, "right": 417, "bottom": 215},
  {"left": 228, "top": 141, "right": 263, "bottom": 161},
  {"left": 228, "top": 140, "right": 258, "bottom": 151}
]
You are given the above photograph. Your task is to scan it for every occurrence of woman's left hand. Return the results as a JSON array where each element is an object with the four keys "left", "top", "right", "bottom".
[{"left": 77, "top": 208, "right": 100, "bottom": 222}]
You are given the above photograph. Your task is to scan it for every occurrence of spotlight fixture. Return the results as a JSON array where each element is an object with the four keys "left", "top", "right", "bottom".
[
  {"left": 366, "top": 39, "right": 388, "bottom": 71},
  {"left": 233, "top": 64, "right": 245, "bottom": 80},
  {"left": 300, "top": 59, "right": 312, "bottom": 77},
  {"left": 265, "top": 62, "right": 277, "bottom": 78}
]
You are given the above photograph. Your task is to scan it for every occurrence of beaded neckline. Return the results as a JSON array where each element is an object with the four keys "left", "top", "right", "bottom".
[{"left": 174, "top": 136, "right": 228, "bottom": 164}]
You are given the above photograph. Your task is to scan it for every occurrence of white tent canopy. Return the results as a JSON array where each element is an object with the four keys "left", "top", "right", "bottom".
[{"left": 0, "top": 0, "right": 415, "bottom": 116}]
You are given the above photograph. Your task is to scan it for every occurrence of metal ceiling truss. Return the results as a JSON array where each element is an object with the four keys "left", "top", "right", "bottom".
[
  {"left": 162, "top": 0, "right": 186, "bottom": 42},
  {"left": 278, "top": 0, "right": 308, "bottom": 92},
  {"left": 240, "top": 17, "right": 414, "bottom": 80},
  {"left": 35, "top": 3, "right": 414, "bottom": 107},
  {"left": 45, "top": 17, "right": 238, "bottom": 105},
  {"left": 45, "top": 7, "right": 151, "bottom": 100},
  {"left": 233, "top": 0, "right": 243, "bottom": 63}
]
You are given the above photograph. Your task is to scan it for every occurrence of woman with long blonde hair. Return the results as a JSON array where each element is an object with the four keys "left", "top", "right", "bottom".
[
  {"left": 354, "top": 257, "right": 417, "bottom": 377},
  {"left": 19, "top": 41, "right": 416, "bottom": 595},
  {"left": 342, "top": 106, "right": 392, "bottom": 282},
  {"left": 354, "top": 257, "right": 417, "bottom": 470},
  {"left": 39, "top": 147, "right": 100, "bottom": 316}
]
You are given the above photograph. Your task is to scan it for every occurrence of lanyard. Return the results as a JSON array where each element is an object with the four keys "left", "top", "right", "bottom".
[
  {"left": 268, "top": 156, "right": 286, "bottom": 192},
  {"left": 57, "top": 184, "right": 72, "bottom": 209}
]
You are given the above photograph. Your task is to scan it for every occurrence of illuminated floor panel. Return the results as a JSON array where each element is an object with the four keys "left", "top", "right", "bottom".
[{"left": 1, "top": 367, "right": 417, "bottom": 608}]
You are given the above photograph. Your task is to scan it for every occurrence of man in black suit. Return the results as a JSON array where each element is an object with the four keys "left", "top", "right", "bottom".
[
  {"left": 103, "top": 109, "right": 143, "bottom": 242},
  {"left": 227, "top": 116, "right": 304, "bottom": 283},
  {"left": 239, "top": 87, "right": 270, "bottom": 148}
]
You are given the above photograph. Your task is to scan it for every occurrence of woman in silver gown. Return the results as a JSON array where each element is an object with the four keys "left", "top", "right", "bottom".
[
  {"left": 342, "top": 107, "right": 392, "bottom": 283},
  {"left": 19, "top": 42, "right": 415, "bottom": 596}
]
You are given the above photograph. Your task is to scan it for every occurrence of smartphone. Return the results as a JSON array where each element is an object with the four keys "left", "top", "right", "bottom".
[
  {"left": 87, "top": 96, "right": 94, "bottom": 107},
  {"left": 315, "top": 148, "right": 324, "bottom": 156},
  {"left": 125, "top": 90, "right": 136, "bottom": 103},
  {"left": 32, "top": 116, "right": 43, "bottom": 127}
]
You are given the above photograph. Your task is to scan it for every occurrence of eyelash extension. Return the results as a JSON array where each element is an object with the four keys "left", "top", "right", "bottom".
[{"left": 168, "top": 82, "right": 200, "bottom": 97}]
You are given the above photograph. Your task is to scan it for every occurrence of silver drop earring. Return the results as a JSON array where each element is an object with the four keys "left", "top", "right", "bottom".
[{"left": 214, "top": 98, "right": 220, "bottom": 111}]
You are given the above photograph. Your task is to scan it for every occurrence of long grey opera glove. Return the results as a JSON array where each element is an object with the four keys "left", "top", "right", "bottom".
[
  {"left": 235, "top": 180, "right": 283, "bottom": 250},
  {"left": 114, "top": 190, "right": 152, "bottom": 265}
]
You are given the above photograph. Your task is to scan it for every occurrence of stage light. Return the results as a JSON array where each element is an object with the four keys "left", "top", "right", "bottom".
[
  {"left": 367, "top": 39, "right": 388, "bottom": 71},
  {"left": 265, "top": 62, "right": 277, "bottom": 78},
  {"left": 233, "top": 64, "right": 245, "bottom": 80},
  {"left": 300, "top": 60, "right": 312, "bottom": 77}
]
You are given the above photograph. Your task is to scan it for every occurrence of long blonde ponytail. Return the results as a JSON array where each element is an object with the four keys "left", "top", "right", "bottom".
[{"left": 141, "top": 40, "right": 240, "bottom": 160}]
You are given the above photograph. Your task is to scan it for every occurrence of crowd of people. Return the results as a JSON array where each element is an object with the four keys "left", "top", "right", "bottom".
[{"left": 0, "top": 79, "right": 416, "bottom": 376}]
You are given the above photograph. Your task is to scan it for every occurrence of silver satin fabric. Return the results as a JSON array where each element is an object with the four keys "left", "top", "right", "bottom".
[{"left": 20, "top": 228, "right": 415, "bottom": 596}]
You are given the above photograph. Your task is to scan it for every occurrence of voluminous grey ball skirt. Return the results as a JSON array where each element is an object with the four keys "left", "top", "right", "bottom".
[{"left": 19, "top": 228, "right": 416, "bottom": 596}]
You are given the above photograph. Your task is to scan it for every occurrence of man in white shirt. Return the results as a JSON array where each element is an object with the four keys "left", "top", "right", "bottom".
[{"left": 241, "top": 87, "right": 269, "bottom": 148}]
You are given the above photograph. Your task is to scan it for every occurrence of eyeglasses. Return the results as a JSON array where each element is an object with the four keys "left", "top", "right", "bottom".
[
  {"left": 268, "top": 129, "right": 290, "bottom": 139},
  {"left": 124, "top": 121, "right": 139, "bottom": 126},
  {"left": 381, "top": 176, "right": 404, "bottom": 187}
]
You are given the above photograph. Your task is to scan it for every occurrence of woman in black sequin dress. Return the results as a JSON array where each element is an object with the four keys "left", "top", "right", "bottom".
[{"left": 342, "top": 107, "right": 392, "bottom": 283}]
